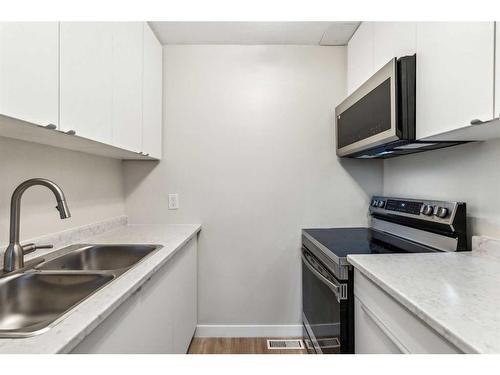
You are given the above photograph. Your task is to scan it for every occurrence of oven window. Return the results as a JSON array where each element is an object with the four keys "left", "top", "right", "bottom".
[
  {"left": 302, "top": 253, "right": 342, "bottom": 354},
  {"left": 337, "top": 78, "right": 392, "bottom": 148}
]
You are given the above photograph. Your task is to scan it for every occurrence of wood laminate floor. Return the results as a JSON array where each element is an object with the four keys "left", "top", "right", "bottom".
[{"left": 188, "top": 337, "right": 308, "bottom": 354}]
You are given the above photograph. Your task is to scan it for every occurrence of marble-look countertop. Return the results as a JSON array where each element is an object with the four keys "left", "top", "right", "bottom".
[
  {"left": 0, "top": 223, "right": 201, "bottom": 354},
  {"left": 347, "top": 236, "right": 500, "bottom": 354}
]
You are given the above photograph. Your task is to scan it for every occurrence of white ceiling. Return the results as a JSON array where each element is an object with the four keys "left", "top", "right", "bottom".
[{"left": 149, "top": 22, "right": 360, "bottom": 46}]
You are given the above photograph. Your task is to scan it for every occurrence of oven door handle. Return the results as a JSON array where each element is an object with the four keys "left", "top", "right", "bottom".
[{"left": 301, "top": 252, "right": 345, "bottom": 302}]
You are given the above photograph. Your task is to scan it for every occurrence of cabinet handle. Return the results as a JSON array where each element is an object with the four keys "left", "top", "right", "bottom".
[
  {"left": 470, "top": 119, "right": 485, "bottom": 125},
  {"left": 45, "top": 124, "right": 57, "bottom": 130},
  {"left": 359, "top": 300, "right": 410, "bottom": 354},
  {"left": 65, "top": 130, "right": 76, "bottom": 135},
  {"left": 470, "top": 118, "right": 500, "bottom": 126}
]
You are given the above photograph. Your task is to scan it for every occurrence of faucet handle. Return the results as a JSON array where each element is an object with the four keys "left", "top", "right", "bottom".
[{"left": 22, "top": 243, "right": 54, "bottom": 255}]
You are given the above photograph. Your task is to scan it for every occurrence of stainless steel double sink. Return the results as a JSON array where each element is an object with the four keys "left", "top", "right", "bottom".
[{"left": 0, "top": 244, "right": 162, "bottom": 338}]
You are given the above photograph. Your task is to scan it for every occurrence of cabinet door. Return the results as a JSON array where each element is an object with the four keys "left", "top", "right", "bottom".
[
  {"left": 171, "top": 239, "right": 197, "bottom": 353},
  {"left": 495, "top": 22, "right": 500, "bottom": 118},
  {"left": 71, "top": 239, "right": 197, "bottom": 354},
  {"left": 142, "top": 23, "right": 162, "bottom": 159},
  {"left": 60, "top": 22, "right": 113, "bottom": 143},
  {"left": 354, "top": 269, "right": 463, "bottom": 354},
  {"left": 355, "top": 297, "right": 403, "bottom": 354},
  {"left": 112, "top": 22, "right": 143, "bottom": 152},
  {"left": 347, "top": 22, "right": 374, "bottom": 95},
  {"left": 0, "top": 22, "right": 59, "bottom": 126},
  {"left": 416, "top": 22, "right": 495, "bottom": 139},
  {"left": 373, "top": 22, "right": 416, "bottom": 71}
]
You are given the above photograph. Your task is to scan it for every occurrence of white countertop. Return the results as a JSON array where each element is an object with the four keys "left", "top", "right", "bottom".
[
  {"left": 347, "top": 236, "right": 500, "bottom": 354},
  {"left": 0, "top": 223, "right": 201, "bottom": 354}
]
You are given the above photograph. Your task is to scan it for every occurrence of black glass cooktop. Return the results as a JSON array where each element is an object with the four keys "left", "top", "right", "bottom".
[{"left": 303, "top": 227, "right": 437, "bottom": 259}]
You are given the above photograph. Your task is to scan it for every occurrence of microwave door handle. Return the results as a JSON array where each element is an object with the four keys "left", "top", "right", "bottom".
[{"left": 301, "top": 253, "right": 341, "bottom": 302}]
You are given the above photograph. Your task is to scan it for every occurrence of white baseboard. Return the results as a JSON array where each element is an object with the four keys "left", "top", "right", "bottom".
[{"left": 195, "top": 324, "right": 303, "bottom": 338}]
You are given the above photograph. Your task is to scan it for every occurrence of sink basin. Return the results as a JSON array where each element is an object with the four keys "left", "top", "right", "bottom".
[
  {"left": 38, "top": 244, "right": 159, "bottom": 271},
  {"left": 0, "top": 272, "right": 113, "bottom": 337},
  {"left": 0, "top": 243, "right": 160, "bottom": 337}
]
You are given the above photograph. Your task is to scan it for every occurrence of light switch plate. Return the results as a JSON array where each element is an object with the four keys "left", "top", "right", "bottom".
[{"left": 168, "top": 194, "right": 179, "bottom": 210}]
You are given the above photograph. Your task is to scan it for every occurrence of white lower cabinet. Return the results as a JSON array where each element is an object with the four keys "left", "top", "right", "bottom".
[
  {"left": 71, "top": 238, "right": 197, "bottom": 353},
  {"left": 355, "top": 296, "right": 402, "bottom": 354},
  {"left": 354, "top": 269, "right": 462, "bottom": 354}
]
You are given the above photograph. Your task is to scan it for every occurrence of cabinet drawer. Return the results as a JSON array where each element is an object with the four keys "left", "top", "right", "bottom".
[{"left": 354, "top": 269, "right": 462, "bottom": 354}]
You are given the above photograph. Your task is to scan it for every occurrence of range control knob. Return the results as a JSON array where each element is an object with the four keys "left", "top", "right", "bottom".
[
  {"left": 377, "top": 200, "right": 385, "bottom": 208},
  {"left": 435, "top": 206, "right": 449, "bottom": 219},
  {"left": 421, "top": 205, "right": 434, "bottom": 216},
  {"left": 372, "top": 199, "right": 378, "bottom": 207}
]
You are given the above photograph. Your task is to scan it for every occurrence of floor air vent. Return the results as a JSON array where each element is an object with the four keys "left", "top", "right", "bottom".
[
  {"left": 267, "top": 339, "right": 305, "bottom": 350},
  {"left": 317, "top": 337, "right": 340, "bottom": 349}
]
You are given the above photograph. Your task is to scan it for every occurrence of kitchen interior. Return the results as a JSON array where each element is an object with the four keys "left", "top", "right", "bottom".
[{"left": 0, "top": 5, "right": 500, "bottom": 369}]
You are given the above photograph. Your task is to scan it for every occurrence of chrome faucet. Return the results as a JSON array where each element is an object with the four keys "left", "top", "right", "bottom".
[{"left": 3, "top": 178, "right": 71, "bottom": 273}]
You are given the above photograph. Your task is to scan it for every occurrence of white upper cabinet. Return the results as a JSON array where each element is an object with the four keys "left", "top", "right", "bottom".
[
  {"left": 112, "top": 22, "right": 143, "bottom": 152},
  {"left": 495, "top": 23, "right": 500, "bottom": 118},
  {"left": 60, "top": 22, "right": 114, "bottom": 143},
  {"left": 373, "top": 22, "right": 416, "bottom": 71},
  {"left": 415, "top": 22, "right": 495, "bottom": 139},
  {"left": 0, "top": 22, "right": 162, "bottom": 159},
  {"left": 142, "top": 23, "right": 163, "bottom": 159},
  {"left": 347, "top": 22, "right": 374, "bottom": 95},
  {"left": 0, "top": 22, "right": 59, "bottom": 126},
  {"left": 347, "top": 22, "right": 496, "bottom": 140},
  {"left": 348, "top": 22, "right": 416, "bottom": 95}
]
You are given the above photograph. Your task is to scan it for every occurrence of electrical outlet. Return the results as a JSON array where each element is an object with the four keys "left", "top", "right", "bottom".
[{"left": 168, "top": 194, "right": 179, "bottom": 210}]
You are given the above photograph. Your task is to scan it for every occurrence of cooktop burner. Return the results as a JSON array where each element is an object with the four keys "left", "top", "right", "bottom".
[{"left": 303, "top": 227, "right": 437, "bottom": 259}]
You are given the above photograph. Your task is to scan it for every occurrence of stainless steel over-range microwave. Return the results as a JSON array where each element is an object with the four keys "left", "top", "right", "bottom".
[{"left": 335, "top": 55, "right": 416, "bottom": 158}]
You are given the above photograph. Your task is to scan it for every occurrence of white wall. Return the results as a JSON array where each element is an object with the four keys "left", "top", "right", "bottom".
[
  {"left": 384, "top": 139, "right": 500, "bottom": 238},
  {"left": 0, "top": 137, "right": 125, "bottom": 246},
  {"left": 124, "top": 45, "right": 383, "bottom": 328}
]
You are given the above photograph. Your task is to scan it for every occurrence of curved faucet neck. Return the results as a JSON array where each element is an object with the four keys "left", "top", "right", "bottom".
[
  {"left": 4, "top": 179, "right": 71, "bottom": 273},
  {"left": 9, "top": 178, "right": 69, "bottom": 245}
]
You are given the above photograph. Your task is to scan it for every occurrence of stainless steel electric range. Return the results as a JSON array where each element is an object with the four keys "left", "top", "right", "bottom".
[{"left": 301, "top": 196, "right": 467, "bottom": 354}]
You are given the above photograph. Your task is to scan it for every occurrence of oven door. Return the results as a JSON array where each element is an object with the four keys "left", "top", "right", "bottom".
[{"left": 302, "top": 247, "right": 349, "bottom": 354}]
